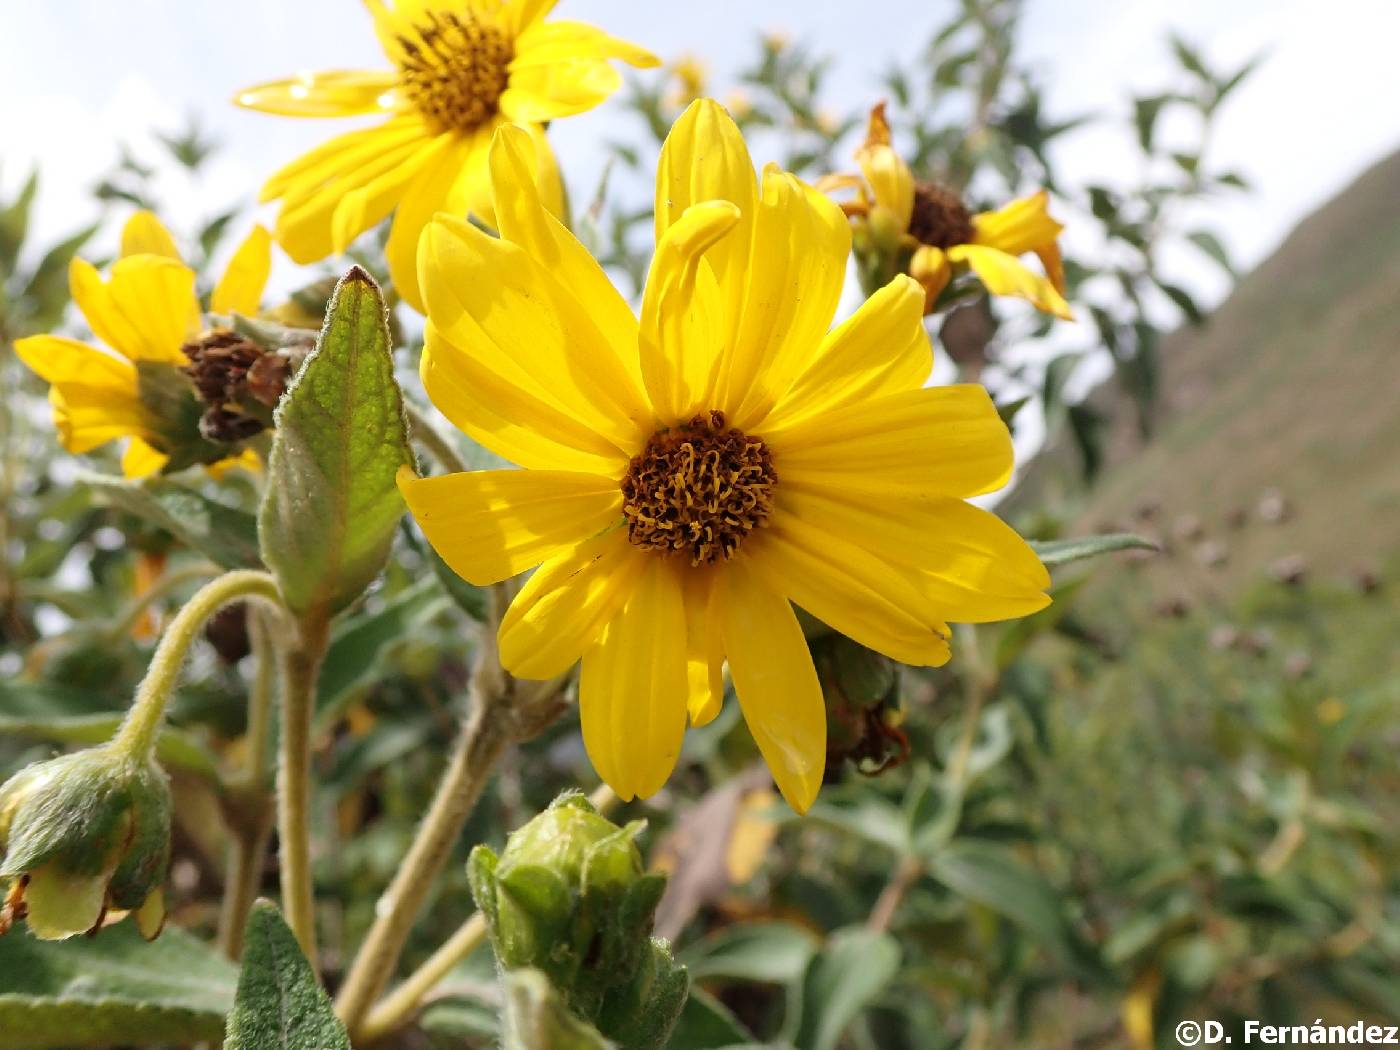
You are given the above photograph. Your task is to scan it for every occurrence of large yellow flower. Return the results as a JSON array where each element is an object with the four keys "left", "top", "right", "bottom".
[
  {"left": 827, "top": 102, "right": 1071, "bottom": 319},
  {"left": 13, "top": 213, "right": 270, "bottom": 478},
  {"left": 399, "top": 102, "right": 1051, "bottom": 813},
  {"left": 233, "top": 0, "right": 658, "bottom": 312}
]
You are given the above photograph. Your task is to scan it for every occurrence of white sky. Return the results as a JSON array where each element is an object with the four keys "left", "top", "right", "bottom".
[{"left": 3, "top": 0, "right": 1399, "bottom": 281}]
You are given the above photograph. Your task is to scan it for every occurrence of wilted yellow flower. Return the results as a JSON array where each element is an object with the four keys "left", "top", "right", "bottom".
[
  {"left": 398, "top": 101, "right": 1049, "bottom": 812},
  {"left": 233, "top": 0, "right": 658, "bottom": 312},
  {"left": 14, "top": 212, "right": 270, "bottom": 477},
  {"left": 825, "top": 102, "right": 1070, "bottom": 318}
]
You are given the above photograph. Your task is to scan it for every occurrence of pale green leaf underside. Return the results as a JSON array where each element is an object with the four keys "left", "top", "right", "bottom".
[{"left": 1029, "top": 532, "right": 1158, "bottom": 568}]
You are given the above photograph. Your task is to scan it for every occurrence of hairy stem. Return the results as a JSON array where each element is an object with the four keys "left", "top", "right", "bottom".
[
  {"left": 405, "top": 400, "right": 473, "bottom": 475},
  {"left": 217, "top": 609, "right": 278, "bottom": 959},
  {"left": 112, "top": 570, "right": 283, "bottom": 760},
  {"left": 867, "top": 855, "right": 923, "bottom": 934},
  {"left": 276, "top": 611, "right": 330, "bottom": 966},
  {"left": 335, "top": 676, "right": 509, "bottom": 1033},
  {"left": 358, "top": 785, "right": 618, "bottom": 1041}
]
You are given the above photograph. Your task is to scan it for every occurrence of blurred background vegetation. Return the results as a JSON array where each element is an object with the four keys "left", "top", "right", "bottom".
[{"left": 1, "top": 0, "right": 1396, "bottom": 1047}]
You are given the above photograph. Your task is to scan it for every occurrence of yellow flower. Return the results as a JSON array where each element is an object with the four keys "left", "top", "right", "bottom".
[
  {"left": 14, "top": 212, "right": 271, "bottom": 478},
  {"left": 827, "top": 102, "right": 1070, "bottom": 318},
  {"left": 399, "top": 102, "right": 1050, "bottom": 812},
  {"left": 233, "top": 0, "right": 658, "bottom": 312},
  {"left": 667, "top": 55, "right": 709, "bottom": 107}
]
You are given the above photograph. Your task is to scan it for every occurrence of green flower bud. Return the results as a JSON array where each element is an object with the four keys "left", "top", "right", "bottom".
[
  {"left": 0, "top": 746, "right": 171, "bottom": 941},
  {"left": 815, "top": 634, "right": 911, "bottom": 778},
  {"left": 469, "top": 792, "right": 687, "bottom": 1049}
]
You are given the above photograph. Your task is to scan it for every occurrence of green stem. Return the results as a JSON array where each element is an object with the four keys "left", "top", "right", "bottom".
[
  {"left": 276, "top": 611, "right": 329, "bottom": 966},
  {"left": 112, "top": 570, "right": 283, "bottom": 760},
  {"left": 217, "top": 609, "right": 279, "bottom": 959},
  {"left": 108, "top": 560, "right": 222, "bottom": 640}
]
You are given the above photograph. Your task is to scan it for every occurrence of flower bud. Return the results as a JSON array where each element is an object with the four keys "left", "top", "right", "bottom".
[
  {"left": 0, "top": 746, "right": 171, "bottom": 941},
  {"left": 469, "top": 792, "right": 687, "bottom": 1049}
]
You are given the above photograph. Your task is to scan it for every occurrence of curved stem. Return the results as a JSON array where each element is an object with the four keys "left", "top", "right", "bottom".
[
  {"left": 108, "top": 560, "right": 222, "bottom": 640},
  {"left": 217, "top": 609, "right": 279, "bottom": 959},
  {"left": 277, "top": 611, "right": 329, "bottom": 966},
  {"left": 112, "top": 570, "right": 283, "bottom": 760},
  {"left": 358, "top": 784, "right": 618, "bottom": 1041}
]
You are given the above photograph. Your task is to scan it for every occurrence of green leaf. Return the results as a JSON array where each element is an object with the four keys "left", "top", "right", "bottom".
[
  {"left": 224, "top": 902, "right": 350, "bottom": 1050},
  {"left": 792, "top": 926, "right": 900, "bottom": 1050},
  {"left": 313, "top": 576, "right": 447, "bottom": 729},
  {"left": 1157, "top": 281, "right": 1204, "bottom": 324},
  {"left": 1186, "top": 229, "right": 1235, "bottom": 278},
  {"left": 0, "top": 713, "right": 222, "bottom": 785},
  {"left": 680, "top": 921, "right": 818, "bottom": 984},
  {"left": 665, "top": 989, "right": 755, "bottom": 1050},
  {"left": 0, "top": 922, "right": 236, "bottom": 1048},
  {"left": 258, "top": 268, "right": 412, "bottom": 622},
  {"left": 1067, "top": 402, "right": 1107, "bottom": 483},
  {"left": 1029, "top": 533, "right": 1158, "bottom": 568},
  {"left": 501, "top": 968, "right": 614, "bottom": 1050},
  {"left": 1132, "top": 95, "right": 1170, "bottom": 153},
  {"left": 77, "top": 470, "right": 260, "bottom": 569},
  {"left": 929, "top": 841, "right": 1092, "bottom": 971}
]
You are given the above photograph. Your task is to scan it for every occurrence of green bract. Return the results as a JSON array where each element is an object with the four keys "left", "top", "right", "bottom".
[
  {"left": 0, "top": 746, "right": 171, "bottom": 941},
  {"left": 469, "top": 792, "right": 688, "bottom": 1050}
]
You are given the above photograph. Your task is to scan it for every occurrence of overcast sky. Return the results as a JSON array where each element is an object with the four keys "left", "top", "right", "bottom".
[{"left": 3, "top": 0, "right": 1399, "bottom": 304}]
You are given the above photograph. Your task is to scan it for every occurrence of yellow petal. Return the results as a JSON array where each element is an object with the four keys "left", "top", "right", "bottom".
[
  {"left": 778, "top": 485, "right": 1051, "bottom": 623},
  {"left": 399, "top": 466, "right": 621, "bottom": 585},
  {"left": 385, "top": 130, "right": 488, "bottom": 313},
  {"left": 488, "top": 123, "right": 639, "bottom": 386},
  {"left": 909, "top": 245, "right": 951, "bottom": 310},
  {"left": 655, "top": 100, "right": 757, "bottom": 347},
  {"left": 261, "top": 114, "right": 427, "bottom": 202},
  {"left": 855, "top": 102, "right": 913, "bottom": 229},
  {"left": 14, "top": 334, "right": 138, "bottom": 389},
  {"left": 22, "top": 865, "right": 110, "bottom": 941},
  {"left": 947, "top": 243, "right": 1072, "bottom": 320},
  {"left": 47, "top": 388, "right": 150, "bottom": 454},
  {"left": 503, "top": 20, "right": 659, "bottom": 121},
  {"left": 639, "top": 200, "right": 740, "bottom": 422},
  {"left": 204, "top": 448, "right": 262, "bottom": 480},
  {"left": 683, "top": 568, "right": 725, "bottom": 727},
  {"left": 122, "top": 438, "right": 169, "bottom": 478},
  {"left": 725, "top": 167, "right": 851, "bottom": 428},
  {"left": 498, "top": 527, "right": 645, "bottom": 679},
  {"left": 275, "top": 122, "right": 443, "bottom": 267},
  {"left": 68, "top": 256, "right": 199, "bottom": 364},
  {"left": 579, "top": 557, "right": 688, "bottom": 801},
  {"left": 746, "top": 511, "right": 951, "bottom": 667},
  {"left": 14, "top": 336, "right": 146, "bottom": 454},
  {"left": 717, "top": 557, "right": 825, "bottom": 813},
  {"left": 120, "top": 212, "right": 181, "bottom": 260},
  {"left": 507, "top": 0, "right": 560, "bottom": 36},
  {"left": 971, "top": 190, "right": 1063, "bottom": 257},
  {"left": 133, "top": 887, "right": 167, "bottom": 941},
  {"left": 418, "top": 215, "right": 642, "bottom": 452},
  {"left": 233, "top": 69, "right": 403, "bottom": 117},
  {"left": 764, "top": 274, "right": 931, "bottom": 429},
  {"left": 211, "top": 226, "right": 272, "bottom": 317},
  {"left": 764, "top": 384, "right": 1014, "bottom": 499}
]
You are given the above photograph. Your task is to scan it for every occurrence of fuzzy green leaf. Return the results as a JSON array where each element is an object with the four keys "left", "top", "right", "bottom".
[
  {"left": 224, "top": 902, "right": 350, "bottom": 1050},
  {"left": 0, "top": 923, "right": 236, "bottom": 1049},
  {"left": 1029, "top": 533, "right": 1158, "bottom": 568},
  {"left": 501, "top": 969, "right": 614, "bottom": 1050},
  {"left": 77, "top": 470, "right": 260, "bottom": 569},
  {"left": 258, "top": 268, "right": 411, "bottom": 622}
]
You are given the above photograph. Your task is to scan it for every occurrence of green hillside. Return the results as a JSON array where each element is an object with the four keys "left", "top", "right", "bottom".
[{"left": 1071, "top": 147, "right": 1400, "bottom": 596}]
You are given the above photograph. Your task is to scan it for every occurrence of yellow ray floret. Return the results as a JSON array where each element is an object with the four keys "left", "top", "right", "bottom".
[
  {"left": 399, "top": 104, "right": 1051, "bottom": 814},
  {"left": 233, "top": 0, "right": 658, "bottom": 313}
]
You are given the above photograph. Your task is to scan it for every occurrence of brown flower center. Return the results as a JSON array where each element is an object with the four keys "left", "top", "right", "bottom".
[
  {"left": 396, "top": 12, "right": 512, "bottom": 133},
  {"left": 908, "top": 181, "right": 975, "bottom": 249},
  {"left": 621, "top": 412, "right": 777, "bottom": 566},
  {"left": 181, "top": 330, "right": 290, "bottom": 444}
]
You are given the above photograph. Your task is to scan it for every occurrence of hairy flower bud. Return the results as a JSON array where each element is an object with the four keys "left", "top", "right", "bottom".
[
  {"left": 469, "top": 792, "right": 687, "bottom": 1049},
  {"left": 0, "top": 746, "right": 171, "bottom": 941}
]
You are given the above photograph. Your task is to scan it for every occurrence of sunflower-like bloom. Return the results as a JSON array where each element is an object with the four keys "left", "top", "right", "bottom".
[
  {"left": 826, "top": 102, "right": 1070, "bottom": 319},
  {"left": 14, "top": 212, "right": 271, "bottom": 477},
  {"left": 399, "top": 102, "right": 1051, "bottom": 812},
  {"left": 233, "top": 0, "right": 658, "bottom": 312}
]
